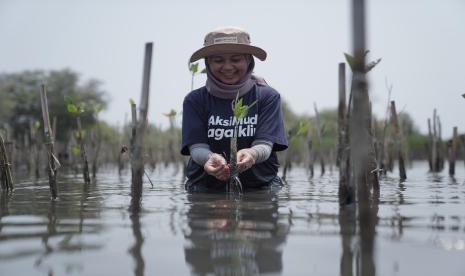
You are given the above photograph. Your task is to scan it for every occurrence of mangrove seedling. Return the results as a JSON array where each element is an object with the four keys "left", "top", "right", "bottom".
[
  {"left": 229, "top": 92, "right": 257, "bottom": 193},
  {"left": 65, "top": 96, "right": 91, "bottom": 184}
]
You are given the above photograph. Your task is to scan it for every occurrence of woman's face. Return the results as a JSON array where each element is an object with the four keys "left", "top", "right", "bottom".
[{"left": 207, "top": 54, "right": 250, "bottom": 84}]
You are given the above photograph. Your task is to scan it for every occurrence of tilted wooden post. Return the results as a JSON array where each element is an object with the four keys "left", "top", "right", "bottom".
[
  {"left": 449, "top": 127, "right": 457, "bottom": 176},
  {"left": 39, "top": 84, "right": 58, "bottom": 198},
  {"left": 131, "top": 42, "right": 153, "bottom": 208},
  {"left": 390, "top": 101, "right": 406, "bottom": 180}
]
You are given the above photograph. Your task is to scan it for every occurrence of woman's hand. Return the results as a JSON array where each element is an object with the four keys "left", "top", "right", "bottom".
[
  {"left": 204, "top": 153, "right": 230, "bottom": 181},
  {"left": 236, "top": 148, "right": 257, "bottom": 173}
]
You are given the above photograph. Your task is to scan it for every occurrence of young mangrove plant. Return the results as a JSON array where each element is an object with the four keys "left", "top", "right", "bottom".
[
  {"left": 162, "top": 109, "right": 180, "bottom": 174},
  {"left": 282, "top": 121, "right": 310, "bottom": 180},
  {"left": 230, "top": 92, "right": 257, "bottom": 193},
  {"left": 65, "top": 96, "right": 91, "bottom": 184}
]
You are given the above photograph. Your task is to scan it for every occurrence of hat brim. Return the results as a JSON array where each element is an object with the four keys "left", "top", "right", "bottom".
[{"left": 189, "top": 44, "right": 267, "bottom": 63}]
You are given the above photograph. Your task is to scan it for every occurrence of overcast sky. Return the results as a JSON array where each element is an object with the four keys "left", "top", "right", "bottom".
[{"left": 1, "top": 0, "right": 464, "bottom": 137}]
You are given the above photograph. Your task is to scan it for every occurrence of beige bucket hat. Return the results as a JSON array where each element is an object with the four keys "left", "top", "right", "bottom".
[{"left": 189, "top": 27, "right": 267, "bottom": 63}]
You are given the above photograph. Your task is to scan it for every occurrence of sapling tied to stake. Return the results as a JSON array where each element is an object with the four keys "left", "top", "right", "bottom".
[
  {"left": 229, "top": 92, "right": 257, "bottom": 193},
  {"left": 65, "top": 96, "right": 91, "bottom": 184}
]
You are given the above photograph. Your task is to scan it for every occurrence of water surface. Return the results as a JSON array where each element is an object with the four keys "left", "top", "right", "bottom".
[{"left": 1, "top": 162, "right": 464, "bottom": 275}]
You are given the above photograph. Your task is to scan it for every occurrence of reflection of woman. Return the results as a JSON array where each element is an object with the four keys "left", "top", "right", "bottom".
[
  {"left": 181, "top": 27, "right": 288, "bottom": 192},
  {"left": 183, "top": 191, "right": 289, "bottom": 275}
]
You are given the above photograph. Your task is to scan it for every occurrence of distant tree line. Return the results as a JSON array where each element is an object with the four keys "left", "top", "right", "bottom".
[{"left": 0, "top": 69, "right": 458, "bottom": 172}]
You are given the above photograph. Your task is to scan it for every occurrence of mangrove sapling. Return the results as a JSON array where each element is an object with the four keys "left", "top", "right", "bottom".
[
  {"left": 313, "top": 102, "right": 325, "bottom": 176},
  {"left": 283, "top": 121, "right": 309, "bottom": 181},
  {"left": 65, "top": 96, "right": 90, "bottom": 184},
  {"left": 163, "top": 109, "right": 180, "bottom": 175},
  {"left": 229, "top": 92, "right": 257, "bottom": 193},
  {"left": 89, "top": 104, "right": 104, "bottom": 179}
]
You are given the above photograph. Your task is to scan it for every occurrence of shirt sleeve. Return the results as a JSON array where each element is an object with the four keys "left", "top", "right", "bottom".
[
  {"left": 181, "top": 93, "right": 208, "bottom": 155},
  {"left": 254, "top": 90, "right": 288, "bottom": 151}
]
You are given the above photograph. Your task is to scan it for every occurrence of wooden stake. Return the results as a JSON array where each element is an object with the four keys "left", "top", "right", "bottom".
[
  {"left": 427, "top": 118, "right": 433, "bottom": 171},
  {"left": 449, "top": 127, "right": 457, "bottom": 176},
  {"left": 131, "top": 42, "right": 153, "bottom": 208},
  {"left": 390, "top": 101, "right": 406, "bottom": 180},
  {"left": 39, "top": 84, "right": 58, "bottom": 198},
  {"left": 0, "top": 135, "right": 13, "bottom": 191}
]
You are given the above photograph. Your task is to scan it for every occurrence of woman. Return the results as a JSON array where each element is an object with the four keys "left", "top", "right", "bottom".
[{"left": 181, "top": 27, "right": 288, "bottom": 192}]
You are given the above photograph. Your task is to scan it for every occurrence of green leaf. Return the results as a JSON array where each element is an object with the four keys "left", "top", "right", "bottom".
[
  {"left": 365, "top": 58, "right": 382, "bottom": 73},
  {"left": 163, "top": 109, "right": 177, "bottom": 117},
  {"left": 78, "top": 102, "right": 86, "bottom": 113},
  {"left": 231, "top": 91, "right": 257, "bottom": 120},
  {"left": 67, "top": 104, "right": 78, "bottom": 113},
  {"left": 71, "top": 144, "right": 80, "bottom": 155},
  {"left": 343, "top": 52, "right": 354, "bottom": 70},
  {"left": 129, "top": 98, "right": 136, "bottom": 105},
  {"left": 64, "top": 96, "right": 74, "bottom": 105},
  {"left": 190, "top": 63, "right": 199, "bottom": 74},
  {"left": 462, "top": 93, "right": 465, "bottom": 99},
  {"left": 33, "top": 121, "right": 41, "bottom": 129},
  {"left": 296, "top": 121, "right": 309, "bottom": 136},
  {"left": 94, "top": 103, "right": 104, "bottom": 113}
]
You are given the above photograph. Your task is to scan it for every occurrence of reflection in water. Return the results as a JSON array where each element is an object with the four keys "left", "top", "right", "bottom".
[
  {"left": 0, "top": 178, "right": 104, "bottom": 274},
  {"left": 183, "top": 190, "right": 289, "bottom": 275},
  {"left": 339, "top": 186, "right": 379, "bottom": 276},
  {"left": 129, "top": 191, "right": 145, "bottom": 276}
]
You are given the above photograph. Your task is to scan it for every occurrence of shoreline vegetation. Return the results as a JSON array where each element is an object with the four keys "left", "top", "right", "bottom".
[{"left": 0, "top": 69, "right": 463, "bottom": 177}]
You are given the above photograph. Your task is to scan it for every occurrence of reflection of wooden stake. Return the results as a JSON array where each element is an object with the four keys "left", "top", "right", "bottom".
[
  {"left": 390, "top": 101, "right": 406, "bottom": 180},
  {"left": 39, "top": 85, "right": 58, "bottom": 198},
  {"left": 449, "top": 127, "right": 457, "bottom": 176}
]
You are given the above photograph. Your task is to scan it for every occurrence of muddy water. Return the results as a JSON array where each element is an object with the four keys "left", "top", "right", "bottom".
[{"left": 0, "top": 161, "right": 464, "bottom": 275}]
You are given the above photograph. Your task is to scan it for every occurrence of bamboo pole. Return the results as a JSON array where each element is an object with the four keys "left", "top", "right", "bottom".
[
  {"left": 449, "top": 127, "right": 457, "bottom": 176},
  {"left": 437, "top": 115, "right": 444, "bottom": 170},
  {"left": 432, "top": 110, "right": 438, "bottom": 171},
  {"left": 313, "top": 102, "right": 325, "bottom": 175},
  {"left": 390, "top": 101, "right": 406, "bottom": 180},
  {"left": 39, "top": 84, "right": 58, "bottom": 198},
  {"left": 337, "top": 62, "right": 351, "bottom": 202},
  {"left": 351, "top": 0, "right": 376, "bottom": 274},
  {"left": 0, "top": 134, "right": 13, "bottom": 191},
  {"left": 337, "top": 63, "right": 346, "bottom": 167},
  {"left": 131, "top": 42, "right": 153, "bottom": 207},
  {"left": 427, "top": 118, "right": 433, "bottom": 171}
]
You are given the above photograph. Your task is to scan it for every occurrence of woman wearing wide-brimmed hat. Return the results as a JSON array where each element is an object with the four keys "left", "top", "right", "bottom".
[{"left": 181, "top": 27, "right": 288, "bottom": 192}]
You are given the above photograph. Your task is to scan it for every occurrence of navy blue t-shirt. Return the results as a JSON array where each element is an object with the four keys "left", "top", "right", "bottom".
[{"left": 181, "top": 84, "right": 288, "bottom": 190}]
